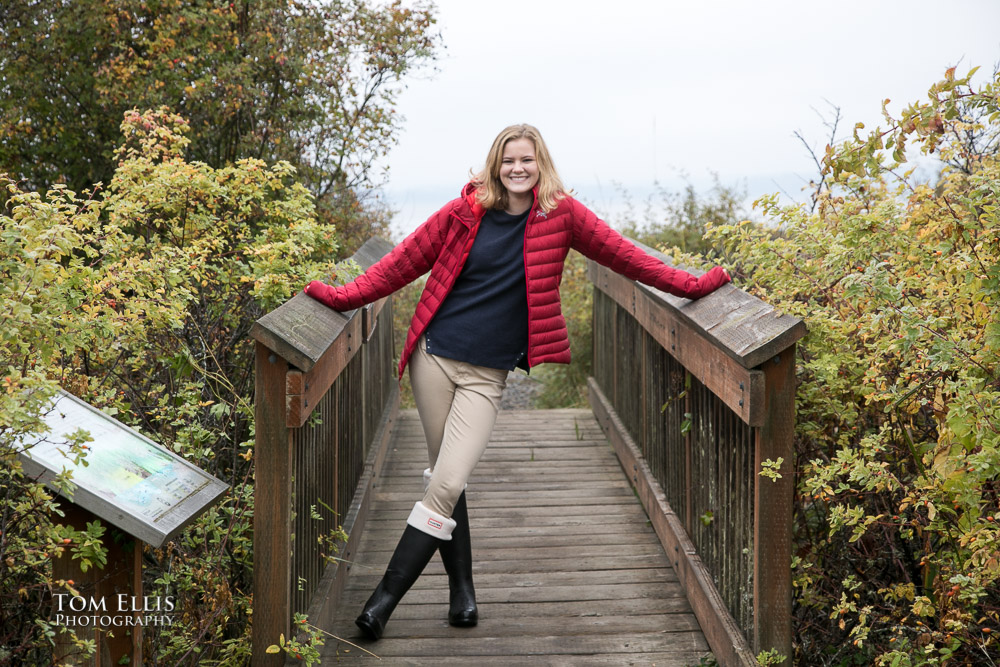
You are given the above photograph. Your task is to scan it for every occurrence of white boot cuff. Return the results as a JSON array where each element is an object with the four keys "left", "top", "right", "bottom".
[{"left": 407, "top": 501, "right": 456, "bottom": 540}]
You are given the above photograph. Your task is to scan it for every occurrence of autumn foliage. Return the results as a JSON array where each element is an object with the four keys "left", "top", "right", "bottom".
[
  {"left": 707, "top": 67, "right": 1000, "bottom": 665},
  {"left": 1, "top": 109, "right": 341, "bottom": 664}
]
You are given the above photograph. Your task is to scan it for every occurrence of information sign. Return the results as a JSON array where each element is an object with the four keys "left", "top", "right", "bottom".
[{"left": 16, "top": 390, "right": 229, "bottom": 547}]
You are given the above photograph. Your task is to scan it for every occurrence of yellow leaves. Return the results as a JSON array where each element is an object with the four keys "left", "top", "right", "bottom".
[
  {"left": 880, "top": 583, "right": 916, "bottom": 604},
  {"left": 911, "top": 596, "right": 937, "bottom": 618},
  {"left": 980, "top": 554, "right": 1000, "bottom": 574},
  {"left": 973, "top": 301, "right": 992, "bottom": 324}
]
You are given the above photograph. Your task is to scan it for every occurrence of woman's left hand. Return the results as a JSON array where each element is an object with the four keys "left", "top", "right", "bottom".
[{"left": 695, "top": 266, "right": 731, "bottom": 297}]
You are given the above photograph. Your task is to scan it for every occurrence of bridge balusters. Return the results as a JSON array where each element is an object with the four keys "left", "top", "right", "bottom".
[
  {"left": 589, "top": 241, "right": 804, "bottom": 666},
  {"left": 251, "top": 238, "right": 398, "bottom": 666}
]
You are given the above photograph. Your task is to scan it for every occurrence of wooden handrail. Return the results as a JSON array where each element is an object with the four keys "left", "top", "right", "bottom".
[
  {"left": 250, "top": 237, "right": 399, "bottom": 666},
  {"left": 588, "top": 239, "right": 805, "bottom": 666}
]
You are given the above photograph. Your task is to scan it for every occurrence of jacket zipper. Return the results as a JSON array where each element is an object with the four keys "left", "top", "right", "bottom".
[{"left": 522, "top": 190, "right": 538, "bottom": 368}]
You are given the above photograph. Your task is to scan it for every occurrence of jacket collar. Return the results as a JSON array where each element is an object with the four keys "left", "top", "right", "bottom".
[
  {"left": 453, "top": 182, "right": 480, "bottom": 227},
  {"left": 455, "top": 182, "right": 539, "bottom": 228}
]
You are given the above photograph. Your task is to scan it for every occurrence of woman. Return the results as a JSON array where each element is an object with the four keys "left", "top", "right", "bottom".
[{"left": 303, "top": 124, "right": 731, "bottom": 640}]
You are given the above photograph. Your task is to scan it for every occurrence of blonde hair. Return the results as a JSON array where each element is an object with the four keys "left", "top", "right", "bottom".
[{"left": 472, "top": 124, "right": 569, "bottom": 213}]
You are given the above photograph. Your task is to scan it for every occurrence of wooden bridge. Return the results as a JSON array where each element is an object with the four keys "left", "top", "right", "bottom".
[{"left": 250, "top": 238, "right": 805, "bottom": 666}]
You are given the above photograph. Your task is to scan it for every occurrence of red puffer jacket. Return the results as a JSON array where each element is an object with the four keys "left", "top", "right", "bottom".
[{"left": 305, "top": 184, "right": 730, "bottom": 377}]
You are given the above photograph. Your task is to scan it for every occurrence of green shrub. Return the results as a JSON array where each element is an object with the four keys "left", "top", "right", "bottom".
[
  {"left": 533, "top": 251, "right": 593, "bottom": 408},
  {"left": 707, "top": 66, "right": 1000, "bottom": 665},
  {"left": 1, "top": 108, "right": 341, "bottom": 665},
  {"left": 1, "top": 175, "right": 112, "bottom": 665},
  {"left": 391, "top": 279, "right": 425, "bottom": 409}
]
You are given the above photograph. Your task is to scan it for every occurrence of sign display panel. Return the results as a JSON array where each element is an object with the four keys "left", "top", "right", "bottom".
[{"left": 16, "top": 390, "right": 229, "bottom": 547}]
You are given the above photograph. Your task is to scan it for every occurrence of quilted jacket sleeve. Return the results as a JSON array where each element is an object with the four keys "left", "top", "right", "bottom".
[
  {"left": 567, "top": 198, "right": 730, "bottom": 299},
  {"left": 304, "top": 205, "right": 450, "bottom": 311}
]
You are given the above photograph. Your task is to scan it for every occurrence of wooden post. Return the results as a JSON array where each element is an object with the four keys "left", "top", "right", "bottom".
[
  {"left": 52, "top": 503, "right": 143, "bottom": 667},
  {"left": 753, "top": 344, "right": 796, "bottom": 661},
  {"left": 252, "top": 341, "right": 292, "bottom": 666}
]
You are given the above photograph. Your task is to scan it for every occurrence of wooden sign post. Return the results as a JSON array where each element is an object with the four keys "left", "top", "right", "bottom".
[
  {"left": 50, "top": 503, "right": 145, "bottom": 666},
  {"left": 16, "top": 390, "right": 230, "bottom": 666}
]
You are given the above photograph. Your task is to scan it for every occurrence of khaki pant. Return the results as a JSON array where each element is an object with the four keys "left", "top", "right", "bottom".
[{"left": 409, "top": 336, "right": 508, "bottom": 518}]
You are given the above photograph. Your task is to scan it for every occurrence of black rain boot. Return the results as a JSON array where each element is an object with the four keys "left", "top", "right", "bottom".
[
  {"left": 355, "top": 503, "right": 453, "bottom": 640},
  {"left": 438, "top": 491, "right": 478, "bottom": 627}
]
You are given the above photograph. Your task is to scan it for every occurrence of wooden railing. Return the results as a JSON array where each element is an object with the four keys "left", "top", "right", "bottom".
[
  {"left": 249, "top": 238, "right": 399, "bottom": 666},
  {"left": 587, "top": 242, "right": 805, "bottom": 666}
]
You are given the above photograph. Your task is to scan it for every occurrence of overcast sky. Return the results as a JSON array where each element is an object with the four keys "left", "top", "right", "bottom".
[{"left": 377, "top": 0, "right": 1000, "bottom": 236}]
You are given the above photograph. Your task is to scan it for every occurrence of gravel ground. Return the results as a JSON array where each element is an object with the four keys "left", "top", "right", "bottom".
[{"left": 500, "top": 371, "right": 542, "bottom": 410}]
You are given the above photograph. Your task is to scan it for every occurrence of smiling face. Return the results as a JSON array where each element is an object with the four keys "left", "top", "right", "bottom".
[
  {"left": 499, "top": 137, "right": 539, "bottom": 210},
  {"left": 474, "top": 124, "right": 567, "bottom": 215}
]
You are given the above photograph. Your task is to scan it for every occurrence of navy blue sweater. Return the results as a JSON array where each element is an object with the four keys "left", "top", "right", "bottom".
[{"left": 424, "top": 207, "right": 529, "bottom": 370}]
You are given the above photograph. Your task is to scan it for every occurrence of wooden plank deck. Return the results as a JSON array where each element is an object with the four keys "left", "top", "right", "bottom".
[{"left": 320, "top": 408, "right": 712, "bottom": 666}]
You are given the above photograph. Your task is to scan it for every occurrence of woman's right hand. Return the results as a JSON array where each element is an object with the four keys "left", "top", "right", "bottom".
[{"left": 303, "top": 280, "right": 340, "bottom": 310}]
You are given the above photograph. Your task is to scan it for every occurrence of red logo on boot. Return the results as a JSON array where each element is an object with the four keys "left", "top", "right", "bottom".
[{"left": 427, "top": 518, "right": 443, "bottom": 530}]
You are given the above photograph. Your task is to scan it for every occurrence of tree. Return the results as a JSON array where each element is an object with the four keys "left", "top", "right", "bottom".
[{"left": 0, "top": 0, "right": 438, "bottom": 204}]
